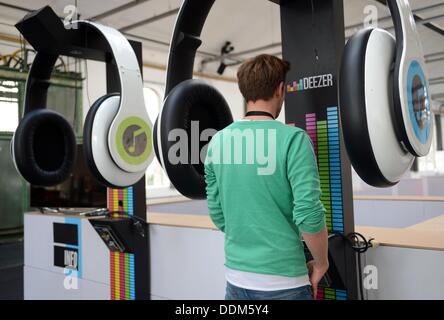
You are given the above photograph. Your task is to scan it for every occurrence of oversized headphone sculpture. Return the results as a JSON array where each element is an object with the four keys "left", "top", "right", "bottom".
[
  {"left": 340, "top": 0, "right": 433, "bottom": 187},
  {"left": 12, "top": 18, "right": 153, "bottom": 188},
  {"left": 153, "top": 0, "right": 234, "bottom": 199}
]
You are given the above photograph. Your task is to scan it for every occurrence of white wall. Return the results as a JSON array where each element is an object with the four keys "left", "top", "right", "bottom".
[{"left": 364, "top": 246, "right": 444, "bottom": 300}]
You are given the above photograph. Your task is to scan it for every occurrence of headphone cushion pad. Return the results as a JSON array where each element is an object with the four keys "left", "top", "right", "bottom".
[
  {"left": 13, "top": 109, "right": 76, "bottom": 186},
  {"left": 157, "top": 79, "right": 233, "bottom": 199}
]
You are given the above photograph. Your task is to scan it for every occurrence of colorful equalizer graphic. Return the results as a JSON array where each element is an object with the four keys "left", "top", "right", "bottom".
[
  {"left": 287, "top": 79, "right": 304, "bottom": 93},
  {"left": 108, "top": 187, "right": 136, "bottom": 300},
  {"left": 108, "top": 187, "right": 134, "bottom": 217},
  {"left": 316, "top": 287, "right": 347, "bottom": 300},
  {"left": 305, "top": 106, "right": 344, "bottom": 233},
  {"left": 110, "top": 251, "right": 135, "bottom": 300}
]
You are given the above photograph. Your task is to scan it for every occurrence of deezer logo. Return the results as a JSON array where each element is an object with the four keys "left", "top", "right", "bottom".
[{"left": 287, "top": 73, "right": 334, "bottom": 93}]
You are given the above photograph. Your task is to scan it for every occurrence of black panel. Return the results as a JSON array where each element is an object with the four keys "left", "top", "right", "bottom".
[
  {"left": 30, "top": 144, "right": 107, "bottom": 208},
  {"left": 105, "top": 40, "right": 150, "bottom": 300},
  {"left": 90, "top": 218, "right": 133, "bottom": 252},
  {"left": 53, "top": 223, "right": 78, "bottom": 246},
  {"left": 280, "top": 0, "right": 358, "bottom": 300},
  {"left": 304, "top": 236, "right": 347, "bottom": 290}
]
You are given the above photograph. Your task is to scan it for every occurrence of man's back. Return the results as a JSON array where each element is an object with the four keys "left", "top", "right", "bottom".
[{"left": 205, "top": 120, "right": 326, "bottom": 278}]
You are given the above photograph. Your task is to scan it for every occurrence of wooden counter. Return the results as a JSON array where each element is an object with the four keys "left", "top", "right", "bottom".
[
  {"left": 148, "top": 195, "right": 444, "bottom": 205},
  {"left": 148, "top": 213, "right": 217, "bottom": 230},
  {"left": 147, "top": 212, "right": 444, "bottom": 251},
  {"left": 147, "top": 196, "right": 192, "bottom": 205},
  {"left": 353, "top": 195, "right": 444, "bottom": 202},
  {"left": 406, "top": 214, "right": 444, "bottom": 231},
  {"left": 356, "top": 226, "right": 444, "bottom": 251}
]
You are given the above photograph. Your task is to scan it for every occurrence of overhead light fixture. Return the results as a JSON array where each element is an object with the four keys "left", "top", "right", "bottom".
[{"left": 217, "top": 41, "right": 234, "bottom": 75}]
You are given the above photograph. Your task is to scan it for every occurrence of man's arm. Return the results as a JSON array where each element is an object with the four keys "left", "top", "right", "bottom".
[
  {"left": 204, "top": 144, "right": 225, "bottom": 232},
  {"left": 303, "top": 228, "right": 329, "bottom": 299},
  {"left": 287, "top": 132, "right": 328, "bottom": 297}
]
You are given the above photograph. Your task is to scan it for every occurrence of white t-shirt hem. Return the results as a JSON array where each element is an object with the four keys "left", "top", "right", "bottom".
[{"left": 225, "top": 267, "right": 310, "bottom": 292}]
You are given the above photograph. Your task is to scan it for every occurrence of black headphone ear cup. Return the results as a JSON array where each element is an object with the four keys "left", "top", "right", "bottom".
[
  {"left": 83, "top": 94, "right": 119, "bottom": 188},
  {"left": 340, "top": 28, "right": 414, "bottom": 187},
  {"left": 153, "top": 117, "right": 160, "bottom": 163},
  {"left": 157, "top": 80, "right": 233, "bottom": 199},
  {"left": 13, "top": 109, "right": 76, "bottom": 186}
]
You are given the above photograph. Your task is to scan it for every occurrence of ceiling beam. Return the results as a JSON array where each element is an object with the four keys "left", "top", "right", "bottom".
[
  {"left": 0, "top": 2, "right": 217, "bottom": 58},
  {"left": 375, "top": 0, "right": 444, "bottom": 37},
  {"left": 124, "top": 32, "right": 218, "bottom": 58},
  {"left": 429, "top": 75, "right": 444, "bottom": 87},
  {"left": 345, "top": 2, "right": 444, "bottom": 34},
  {"left": 119, "top": 8, "right": 179, "bottom": 32},
  {"left": 88, "top": 0, "right": 152, "bottom": 21},
  {"left": 0, "top": 2, "right": 32, "bottom": 13}
]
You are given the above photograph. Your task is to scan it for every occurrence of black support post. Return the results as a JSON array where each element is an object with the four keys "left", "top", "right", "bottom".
[{"left": 276, "top": 0, "right": 358, "bottom": 300}]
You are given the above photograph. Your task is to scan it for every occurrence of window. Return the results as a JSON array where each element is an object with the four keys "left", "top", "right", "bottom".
[
  {"left": 143, "top": 86, "right": 177, "bottom": 197},
  {"left": 0, "top": 80, "right": 20, "bottom": 132}
]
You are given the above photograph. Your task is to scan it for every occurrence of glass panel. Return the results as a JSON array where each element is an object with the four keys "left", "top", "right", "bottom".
[
  {"left": 0, "top": 80, "right": 19, "bottom": 132},
  {"left": 143, "top": 87, "right": 171, "bottom": 190}
]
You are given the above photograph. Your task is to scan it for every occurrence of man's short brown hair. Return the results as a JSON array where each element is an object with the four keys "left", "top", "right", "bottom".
[{"left": 237, "top": 54, "right": 290, "bottom": 103}]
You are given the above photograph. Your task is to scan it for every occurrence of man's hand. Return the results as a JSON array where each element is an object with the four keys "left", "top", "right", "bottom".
[{"left": 307, "top": 260, "right": 329, "bottom": 300}]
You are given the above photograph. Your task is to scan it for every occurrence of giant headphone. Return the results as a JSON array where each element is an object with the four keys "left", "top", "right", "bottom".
[
  {"left": 12, "top": 18, "right": 153, "bottom": 188},
  {"left": 340, "top": 0, "right": 433, "bottom": 187},
  {"left": 153, "top": 0, "right": 233, "bottom": 199}
]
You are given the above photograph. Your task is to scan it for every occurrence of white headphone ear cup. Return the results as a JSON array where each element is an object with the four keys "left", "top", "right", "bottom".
[
  {"left": 364, "top": 29, "right": 415, "bottom": 182},
  {"left": 86, "top": 95, "right": 145, "bottom": 188},
  {"left": 340, "top": 28, "right": 414, "bottom": 187}
]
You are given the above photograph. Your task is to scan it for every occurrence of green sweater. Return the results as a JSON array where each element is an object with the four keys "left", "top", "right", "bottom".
[{"left": 204, "top": 120, "right": 326, "bottom": 277}]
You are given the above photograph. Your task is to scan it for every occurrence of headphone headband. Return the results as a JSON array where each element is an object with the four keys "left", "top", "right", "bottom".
[
  {"left": 84, "top": 21, "right": 144, "bottom": 104},
  {"left": 24, "top": 21, "right": 143, "bottom": 114},
  {"left": 387, "top": 0, "right": 432, "bottom": 157},
  {"left": 24, "top": 52, "right": 58, "bottom": 114},
  {"left": 165, "top": 0, "right": 215, "bottom": 94}
]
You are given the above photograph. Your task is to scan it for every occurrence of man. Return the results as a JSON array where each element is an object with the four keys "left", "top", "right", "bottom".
[{"left": 205, "top": 54, "right": 328, "bottom": 300}]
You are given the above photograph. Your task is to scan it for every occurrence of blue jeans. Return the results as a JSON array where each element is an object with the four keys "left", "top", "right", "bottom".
[{"left": 225, "top": 282, "right": 313, "bottom": 300}]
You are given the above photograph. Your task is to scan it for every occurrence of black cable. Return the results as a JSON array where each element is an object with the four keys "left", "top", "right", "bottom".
[
  {"left": 357, "top": 251, "right": 364, "bottom": 300},
  {"left": 331, "top": 232, "right": 374, "bottom": 300}
]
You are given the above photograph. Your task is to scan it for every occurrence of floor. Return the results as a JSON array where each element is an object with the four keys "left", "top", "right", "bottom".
[{"left": 0, "top": 237, "right": 24, "bottom": 300}]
